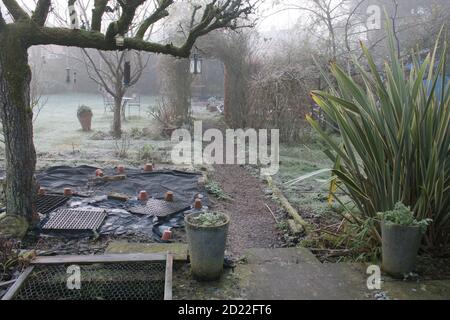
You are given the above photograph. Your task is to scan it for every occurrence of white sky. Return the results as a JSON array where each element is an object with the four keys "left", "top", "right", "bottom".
[{"left": 256, "top": 1, "right": 304, "bottom": 32}]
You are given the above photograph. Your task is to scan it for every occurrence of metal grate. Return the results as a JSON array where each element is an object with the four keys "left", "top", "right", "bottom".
[
  {"left": 129, "top": 199, "right": 190, "bottom": 218},
  {"left": 42, "top": 209, "right": 106, "bottom": 231},
  {"left": 5, "top": 261, "right": 169, "bottom": 300},
  {"left": 35, "top": 194, "right": 69, "bottom": 215}
]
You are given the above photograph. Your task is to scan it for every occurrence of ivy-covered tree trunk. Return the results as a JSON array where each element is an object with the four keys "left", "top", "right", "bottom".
[
  {"left": 160, "top": 56, "right": 192, "bottom": 126},
  {"left": 0, "top": 31, "right": 37, "bottom": 221},
  {"left": 223, "top": 61, "right": 249, "bottom": 128}
]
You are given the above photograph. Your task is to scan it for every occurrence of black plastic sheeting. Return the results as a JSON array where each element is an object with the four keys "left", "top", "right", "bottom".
[
  {"left": 34, "top": 166, "right": 208, "bottom": 241},
  {"left": 36, "top": 165, "right": 203, "bottom": 204}
]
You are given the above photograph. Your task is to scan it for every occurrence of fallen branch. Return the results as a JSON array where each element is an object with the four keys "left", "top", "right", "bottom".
[
  {"left": 266, "top": 176, "right": 309, "bottom": 234},
  {"left": 264, "top": 203, "right": 279, "bottom": 224}
]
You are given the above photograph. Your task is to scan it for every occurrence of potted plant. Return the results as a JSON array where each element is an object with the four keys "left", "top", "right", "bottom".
[
  {"left": 185, "top": 211, "right": 230, "bottom": 281},
  {"left": 378, "top": 202, "right": 431, "bottom": 276},
  {"left": 77, "top": 105, "right": 93, "bottom": 131}
]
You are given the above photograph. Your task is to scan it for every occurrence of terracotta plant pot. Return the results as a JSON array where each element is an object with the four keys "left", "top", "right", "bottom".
[
  {"left": 143, "top": 163, "right": 153, "bottom": 172},
  {"left": 138, "top": 190, "right": 149, "bottom": 201},
  {"left": 165, "top": 191, "right": 174, "bottom": 202},
  {"left": 77, "top": 106, "right": 93, "bottom": 132},
  {"left": 162, "top": 230, "right": 172, "bottom": 241},
  {"left": 194, "top": 199, "right": 203, "bottom": 209},
  {"left": 63, "top": 188, "right": 73, "bottom": 197}
]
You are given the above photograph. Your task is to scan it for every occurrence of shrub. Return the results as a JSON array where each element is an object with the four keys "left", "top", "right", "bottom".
[
  {"left": 137, "top": 144, "right": 155, "bottom": 162},
  {"left": 113, "top": 133, "right": 131, "bottom": 159},
  {"left": 307, "top": 26, "right": 450, "bottom": 249}
]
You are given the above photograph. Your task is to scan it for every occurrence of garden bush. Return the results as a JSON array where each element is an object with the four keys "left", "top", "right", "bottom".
[{"left": 308, "top": 26, "right": 450, "bottom": 250}]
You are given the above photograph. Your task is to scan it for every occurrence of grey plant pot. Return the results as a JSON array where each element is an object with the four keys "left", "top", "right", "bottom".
[
  {"left": 381, "top": 221, "right": 422, "bottom": 276},
  {"left": 185, "top": 212, "right": 230, "bottom": 281}
]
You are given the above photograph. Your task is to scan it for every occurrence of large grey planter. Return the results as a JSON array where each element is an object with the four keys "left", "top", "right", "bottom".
[
  {"left": 381, "top": 221, "right": 422, "bottom": 276},
  {"left": 185, "top": 212, "right": 230, "bottom": 281}
]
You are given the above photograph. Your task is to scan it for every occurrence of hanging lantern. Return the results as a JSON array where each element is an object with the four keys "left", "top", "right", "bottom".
[
  {"left": 123, "top": 50, "right": 131, "bottom": 86},
  {"left": 73, "top": 71, "right": 77, "bottom": 84},
  {"left": 66, "top": 68, "right": 71, "bottom": 83},
  {"left": 190, "top": 53, "right": 202, "bottom": 75}
]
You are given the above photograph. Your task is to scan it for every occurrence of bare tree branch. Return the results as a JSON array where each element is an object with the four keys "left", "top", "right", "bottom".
[
  {"left": 81, "top": 48, "right": 116, "bottom": 97},
  {"left": 0, "top": 7, "right": 6, "bottom": 27},
  {"left": 2, "top": 0, "right": 30, "bottom": 20},
  {"left": 91, "top": 0, "right": 108, "bottom": 31},
  {"left": 2, "top": 1, "right": 255, "bottom": 61},
  {"left": 31, "top": 0, "right": 51, "bottom": 26},
  {"left": 135, "top": 0, "right": 172, "bottom": 39},
  {"left": 105, "top": 0, "right": 145, "bottom": 40}
]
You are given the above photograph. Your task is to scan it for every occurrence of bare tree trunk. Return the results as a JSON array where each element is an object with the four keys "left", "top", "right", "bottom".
[
  {"left": 0, "top": 34, "right": 36, "bottom": 221},
  {"left": 113, "top": 97, "right": 122, "bottom": 138},
  {"left": 223, "top": 64, "right": 231, "bottom": 122}
]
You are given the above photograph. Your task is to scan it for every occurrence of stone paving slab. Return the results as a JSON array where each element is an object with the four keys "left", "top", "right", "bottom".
[
  {"left": 243, "top": 247, "right": 321, "bottom": 266},
  {"left": 381, "top": 279, "right": 450, "bottom": 300},
  {"left": 240, "top": 249, "right": 370, "bottom": 300}
]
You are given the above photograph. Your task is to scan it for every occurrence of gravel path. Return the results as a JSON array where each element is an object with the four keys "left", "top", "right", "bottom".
[{"left": 211, "top": 164, "right": 283, "bottom": 256}]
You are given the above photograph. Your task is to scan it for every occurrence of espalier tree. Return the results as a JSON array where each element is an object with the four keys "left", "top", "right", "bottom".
[{"left": 0, "top": 0, "right": 254, "bottom": 221}]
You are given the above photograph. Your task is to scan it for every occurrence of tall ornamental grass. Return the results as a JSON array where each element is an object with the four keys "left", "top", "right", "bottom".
[{"left": 307, "top": 28, "right": 450, "bottom": 249}]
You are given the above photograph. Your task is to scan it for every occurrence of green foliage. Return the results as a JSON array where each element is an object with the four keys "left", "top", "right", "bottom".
[
  {"left": 378, "top": 202, "right": 432, "bottom": 234},
  {"left": 0, "top": 238, "right": 19, "bottom": 281},
  {"left": 336, "top": 217, "right": 381, "bottom": 262},
  {"left": 113, "top": 133, "right": 130, "bottom": 159},
  {"left": 307, "top": 25, "right": 450, "bottom": 248},
  {"left": 190, "top": 212, "right": 227, "bottom": 227},
  {"left": 205, "top": 181, "right": 231, "bottom": 201},
  {"left": 77, "top": 105, "right": 92, "bottom": 117},
  {"left": 130, "top": 127, "right": 142, "bottom": 139},
  {"left": 137, "top": 144, "right": 155, "bottom": 161}
]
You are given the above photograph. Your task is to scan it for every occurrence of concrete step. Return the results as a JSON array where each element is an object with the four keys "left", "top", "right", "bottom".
[
  {"left": 243, "top": 247, "right": 321, "bottom": 266},
  {"left": 240, "top": 248, "right": 370, "bottom": 300}
]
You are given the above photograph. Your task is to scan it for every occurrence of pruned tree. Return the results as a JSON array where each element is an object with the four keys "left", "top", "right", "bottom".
[
  {"left": 157, "top": 3, "right": 205, "bottom": 127},
  {"left": 0, "top": 0, "right": 255, "bottom": 222},
  {"left": 82, "top": 49, "right": 149, "bottom": 138}
]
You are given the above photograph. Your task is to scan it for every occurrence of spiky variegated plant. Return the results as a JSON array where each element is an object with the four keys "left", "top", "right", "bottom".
[{"left": 307, "top": 27, "right": 450, "bottom": 249}]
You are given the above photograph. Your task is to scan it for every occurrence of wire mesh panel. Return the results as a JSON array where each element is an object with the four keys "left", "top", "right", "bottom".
[
  {"left": 35, "top": 194, "right": 69, "bottom": 215},
  {"left": 9, "top": 261, "right": 167, "bottom": 300},
  {"left": 42, "top": 209, "right": 106, "bottom": 231},
  {"left": 129, "top": 199, "right": 190, "bottom": 217}
]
